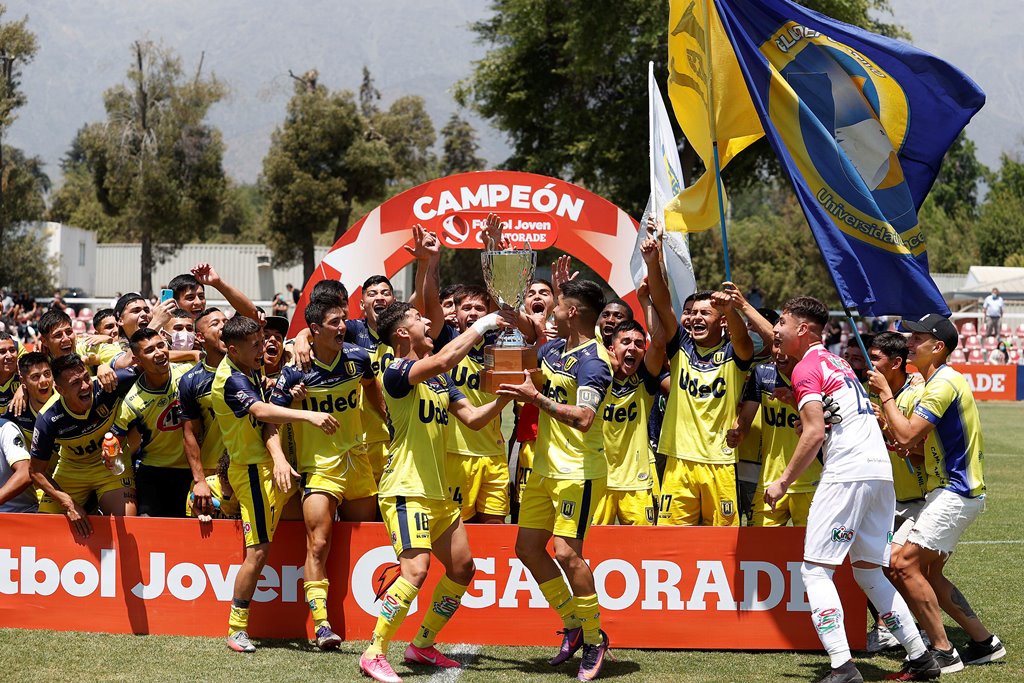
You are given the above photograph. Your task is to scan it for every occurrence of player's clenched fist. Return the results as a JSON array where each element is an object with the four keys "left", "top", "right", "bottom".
[{"left": 308, "top": 412, "right": 339, "bottom": 435}]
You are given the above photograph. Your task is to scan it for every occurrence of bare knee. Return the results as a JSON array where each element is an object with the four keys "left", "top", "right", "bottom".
[
  {"left": 450, "top": 559, "right": 476, "bottom": 586},
  {"left": 553, "top": 542, "right": 583, "bottom": 570}
]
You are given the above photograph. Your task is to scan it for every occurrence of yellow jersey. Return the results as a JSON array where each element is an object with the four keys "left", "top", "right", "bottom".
[
  {"left": 378, "top": 357, "right": 466, "bottom": 500},
  {"left": 743, "top": 363, "right": 820, "bottom": 494},
  {"left": 913, "top": 365, "right": 986, "bottom": 498},
  {"left": 346, "top": 319, "right": 394, "bottom": 445},
  {"left": 602, "top": 365, "right": 659, "bottom": 491},
  {"left": 435, "top": 324, "right": 505, "bottom": 458},
  {"left": 211, "top": 357, "right": 270, "bottom": 467},
  {"left": 185, "top": 474, "right": 240, "bottom": 518},
  {"left": 534, "top": 338, "right": 613, "bottom": 481},
  {"left": 29, "top": 369, "right": 138, "bottom": 468},
  {"left": 270, "top": 343, "right": 373, "bottom": 473},
  {"left": 75, "top": 338, "right": 126, "bottom": 368},
  {"left": 0, "top": 374, "right": 20, "bottom": 412},
  {"left": 112, "top": 363, "right": 191, "bottom": 469},
  {"left": 659, "top": 327, "right": 752, "bottom": 464},
  {"left": 870, "top": 380, "right": 928, "bottom": 503},
  {"left": 178, "top": 361, "right": 225, "bottom": 471}
]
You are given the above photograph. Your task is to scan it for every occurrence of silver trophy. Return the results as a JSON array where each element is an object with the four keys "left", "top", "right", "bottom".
[{"left": 481, "top": 245, "right": 537, "bottom": 347}]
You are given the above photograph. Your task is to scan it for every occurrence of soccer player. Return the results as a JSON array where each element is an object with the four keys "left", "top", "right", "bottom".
[
  {"left": 37, "top": 309, "right": 130, "bottom": 386},
  {"left": 213, "top": 315, "right": 339, "bottom": 653},
  {"left": 439, "top": 283, "right": 461, "bottom": 326},
  {"left": 869, "top": 314, "right": 1005, "bottom": 671},
  {"left": 0, "top": 332, "right": 19, "bottom": 411},
  {"left": 729, "top": 342, "right": 821, "bottom": 527},
  {"left": 30, "top": 354, "right": 139, "bottom": 536},
  {"left": 435, "top": 284, "right": 513, "bottom": 524},
  {"left": 509, "top": 277, "right": 557, "bottom": 522},
  {"left": 261, "top": 315, "right": 289, "bottom": 383},
  {"left": 0, "top": 408, "right": 35, "bottom": 513},
  {"left": 91, "top": 308, "right": 119, "bottom": 338},
  {"left": 359, "top": 302, "right": 512, "bottom": 682},
  {"left": 167, "top": 272, "right": 207, "bottom": 319},
  {"left": 179, "top": 307, "right": 230, "bottom": 516},
  {"left": 498, "top": 275, "right": 614, "bottom": 681},
  {"left": 111, "top": 328, "right": 192, "bottom": 517},
  {"left": 646, "top": 263, "right": 754, "bottom": 526},
  {"left": 597, "top": 298, "right": 633, "bottom": 346},
  {"left": 186, "top": 451, "right": 240, "bottom": 521},
  {"left": 271, "top": 300, "right": 384, "bottom": 649},
  {"left": 4, "top": 353, "right": 56, "bottom": 454},
  {"left": 767, "top": 297, "right": 936, "bottom": 683}
]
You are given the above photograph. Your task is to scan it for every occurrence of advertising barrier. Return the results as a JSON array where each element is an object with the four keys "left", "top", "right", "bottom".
[
  {"left": 0, "top": 514, "right": 865, "bottom": 650},
  {"left": 949, "top": 363, "right": 1021, "bottom": 401}
]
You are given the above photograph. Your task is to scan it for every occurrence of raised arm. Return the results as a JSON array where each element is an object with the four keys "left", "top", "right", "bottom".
[
  {"left": 406, "top": 312, "right": 509, "bottom": 385},
  {"left": 641, "top": 237, "right": 678, "bottom": 340},
  {"left": 712, "top": 289, "right": 754, "bottom": 362},
  {"left": 192, "top": 262, "right": 260, "bottom": 321},
  {"left": 405, "top": 225, "right": 445, "bottom": 341},
  {"left": 638, "top": 277, "right": 667, "bottom": 376},
  {"left": 724, "top": 281, "right": 773, "bottom": 352}
]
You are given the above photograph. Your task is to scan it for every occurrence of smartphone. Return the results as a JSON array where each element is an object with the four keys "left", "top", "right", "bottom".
[{"left": 160, "top": 288, "right": 174, "bottom": 303}]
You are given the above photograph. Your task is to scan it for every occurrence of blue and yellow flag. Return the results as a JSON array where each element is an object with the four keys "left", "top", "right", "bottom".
[{"left": 704, "top": 0, "right": 984, "bottom": 318}]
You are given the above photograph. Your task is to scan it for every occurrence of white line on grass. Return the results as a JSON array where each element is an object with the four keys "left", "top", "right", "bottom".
[
  {"left": 960, "top": 540, "right": 1024, "bottom": 545},
  {"left": 426, "top": 644, "right": 480, "bottom": 683}
]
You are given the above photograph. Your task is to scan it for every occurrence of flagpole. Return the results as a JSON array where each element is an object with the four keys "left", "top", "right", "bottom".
[{"left": 704, "top": 0, "right": 732, "bottom": 283}]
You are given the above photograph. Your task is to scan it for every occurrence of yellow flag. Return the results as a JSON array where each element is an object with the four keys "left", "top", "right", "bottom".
[{"left": 664, "top": 0, "right": 764, "bottom": 232}]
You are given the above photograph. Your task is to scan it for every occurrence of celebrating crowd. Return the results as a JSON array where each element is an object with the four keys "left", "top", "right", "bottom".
[{"left": 0, "top": 214, "right": 1002, "bottom": 682}]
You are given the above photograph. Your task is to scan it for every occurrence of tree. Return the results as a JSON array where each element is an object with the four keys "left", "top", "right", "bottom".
[
  {"left": 457, "top": 0, "right": 903, "bottom": 219},
  {"left": 975, "top": 153, "right": 1024, "bottom": 267},
  {"left": 67, "top": 41, "right": 226, "bottom": 296},
  {"left": 928, "top": 133, "right": 989, "bottom": 219},
  {"left": 441, "top": 113, "right": 486, "bottom": 175}
]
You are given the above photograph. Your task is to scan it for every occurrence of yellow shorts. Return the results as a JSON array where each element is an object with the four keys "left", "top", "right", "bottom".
[
  {"left": 229, "top": 462, "right": 284, "bottom": 547},
  {"left": 301, "top": 449, "right": 378, "bottom": 503},
  {"left": 592, "top": 489, "right": 657, "bottom": 526},
  {"left": 519, "top": 475, "right": 606, "bottom": 539},
  {"left": 658, "top": 458, "right": 739, "bottom": 527},
  {"left": 512, "top": 440, "right": 535, "bottom": 504},
  {"left": 364, "top": 441, "right": 388, "bottom": 485},
  {"left": 38, "top": 460, "right": 135, "bottom": 513},
  {"left": 649, "top": 456, "right": 662, "bottom": 501},
  {"left": 447, "top": 452, "right": 510, "bottom": 520},
  {"left": 752, "top": 488, "right": 814, "bottom": 527},
  {"left": 379, "top": 495, "right": 461, "bottom": 556}
]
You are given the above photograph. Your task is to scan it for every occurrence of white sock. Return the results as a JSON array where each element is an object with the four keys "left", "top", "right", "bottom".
[
  {"left": 802, "top": 562, "right": 851, "bottom": 669},
  {"left": 853, "top": 566, "right": 927, "bottom": 659}
]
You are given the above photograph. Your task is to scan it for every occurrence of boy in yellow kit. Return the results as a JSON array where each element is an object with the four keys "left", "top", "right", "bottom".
[{"left": 359, "top": 301, "right": 511, "bottom": 683}]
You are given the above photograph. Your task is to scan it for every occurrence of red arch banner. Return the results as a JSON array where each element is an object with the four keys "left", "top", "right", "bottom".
[{"left": 287, "top": 171, "right": 641, "bottom": 337}]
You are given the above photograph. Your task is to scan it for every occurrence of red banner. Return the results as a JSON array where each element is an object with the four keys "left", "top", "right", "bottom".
[
  {"left": 0, "top": 514, "right": 865, "bottom": 650},
  {"left": 288, "top": 171, "right": 643, "bottom": 339},
  {"left": 949, "top": 364, "right": 1019, "bottom": 401}
]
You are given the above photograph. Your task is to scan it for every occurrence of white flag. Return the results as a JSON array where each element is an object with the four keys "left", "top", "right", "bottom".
[{"left": 630, "top": 62, "right": 696, "bottom": 320}]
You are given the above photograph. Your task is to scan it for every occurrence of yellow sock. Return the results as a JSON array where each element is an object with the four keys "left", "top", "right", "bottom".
[
  {"left": 575, "top": 594, "right": 602, "bottom": 645},
  {"left": 304, "top": 579, "right": 330, "bottom": 629},
  {"left": 412, "top": 575, "right": 469, "bottom": 648},
  {"left": 365, "top": 576, "right": 419, "bottom": 657},
  {"left": 538, "top": 576, "right": 580, "bottom": 630},
  {"left": 227, "top": 598, "right": 250, "bottom": 636}
]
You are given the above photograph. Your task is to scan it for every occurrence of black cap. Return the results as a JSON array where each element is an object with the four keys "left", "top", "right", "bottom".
[
  {"left": 263, "top": 315, "right": 289, "bottom": 338},
  {"left": 900, "top": 314, "right": 958, "bottom": 351},
  {"left": 114, "top": 292, "right": 145, "bottom": 319}
]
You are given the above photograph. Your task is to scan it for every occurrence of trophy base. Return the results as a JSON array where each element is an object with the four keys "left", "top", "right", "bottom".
[{"left": 482, "top": 345, "right": 542, "bottom": 394}]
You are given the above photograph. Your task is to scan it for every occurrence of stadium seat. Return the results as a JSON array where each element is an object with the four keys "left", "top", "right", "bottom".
[
  {"left": 948, "top": 349, "right": 967, "bottom": 364},
  {"left": 1008, "top": 349, "right": 1021, "bottom": 364},
  {"left": 964, "top": 335, "right": 981, "bottom": 350},
  {"left": 967, "top": 349, "right": 985, "bottom": 364},
  {"left": 983, "top": 336, "right": 998, "bottom": 351},
  {"left": 960, "top": 321, "right": 976, "bottom": 336},
  {"left": 71, "top": 320, "right": 87, "bottom": 334},
  {"left": 999, "top": 323, "right": 1012, "bottom": 339},
  {"left": 1017, "top": 323, "right": 1024, "bottom": 338},
  {"left": 77, "top": 307, "right": 93, "bottom": 320}
]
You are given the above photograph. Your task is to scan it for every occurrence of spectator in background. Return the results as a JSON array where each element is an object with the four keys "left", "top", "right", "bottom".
[
  {"left": 982, "top": 287, "right": 1004, "bottom": 338},
  {"left": 987, "top": 341, "right": 1009, "bottom": 365},
  {"left": 287, "top": 283, "right": 301, "bottom": 305},
  {"left": 271, "top": 292, "right": 290, "bottom": 319}
]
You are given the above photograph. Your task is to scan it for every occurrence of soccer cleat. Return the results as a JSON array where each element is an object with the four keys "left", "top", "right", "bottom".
[
  {"left": 929, "top": 646, "right": 965, "bottom": 674},
  {"left": 226, "top": 630, "right": 256, "bottom": 653},
  {"left": 884, "top": 651, "right": 940, "bottom": 681},
  {"left": 866, "top": 624, "right": 901, "bottom": 653},
  {"left": 359, "top": 653, "right": 403, "bottom": 683},
  {"left": 549, "top": 627, "right": 584, "bottom": 665},
  {"left": 963, "top": 634, "right": 1006, "bottom": 665},
  {"left": 577, "top": 631, "right": 610, "bottom": 681},
  {"left": 403, "top": 643, "right": 461, "bottom": 668},
  {"left": 816, "top": 660, "right": 864, "bottom": 683},
  {"left": 315, "top": 624, "right": 343, "bottom": 651}
]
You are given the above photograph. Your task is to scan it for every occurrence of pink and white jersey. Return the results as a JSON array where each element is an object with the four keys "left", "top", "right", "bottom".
[{"left": 792, "top": 345, "right": 892, "bottom": 483}]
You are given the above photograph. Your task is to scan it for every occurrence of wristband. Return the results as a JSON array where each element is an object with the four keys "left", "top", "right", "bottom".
[
  {"left": 471, "top": 312, "right": 501, "bottom": 335},
  {"left": 882, "top": 396, "right": 895, "bottom": 405}
]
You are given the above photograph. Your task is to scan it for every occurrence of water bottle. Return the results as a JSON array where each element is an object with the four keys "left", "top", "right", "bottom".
[
  {"left": 101, "top": 432, "right": 125, "bottom": 475},
  {"left": 189, "top": 492, "right": 222, "bottom": 510}
]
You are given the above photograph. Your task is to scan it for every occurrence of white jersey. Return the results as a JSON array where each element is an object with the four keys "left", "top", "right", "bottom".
[
  {"left": 0, "top": 419, "right": 36, "bottom": 512},
  {"left": 792, "top": 345, "right": 891, "bottom": 483}
]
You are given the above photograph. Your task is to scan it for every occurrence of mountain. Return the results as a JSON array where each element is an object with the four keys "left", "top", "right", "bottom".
[{"left": 2, "top": 0, "right": 1018, "bottom": 187}]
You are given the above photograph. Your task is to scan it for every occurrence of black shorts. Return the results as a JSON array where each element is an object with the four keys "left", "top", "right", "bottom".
[{"left": 136, "top": 464, "right": 194, "bottom": 518}]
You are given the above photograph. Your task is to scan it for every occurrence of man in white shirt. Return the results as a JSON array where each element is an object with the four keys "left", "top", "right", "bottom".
[
  {"left": 982, "top": 288, "right": 1003, "bottom": 338},
  {"left": 0, "top": 418, "right": 36, "bottom": 512}
]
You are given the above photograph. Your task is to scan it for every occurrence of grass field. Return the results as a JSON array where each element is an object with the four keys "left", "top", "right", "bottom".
[{"left": 2, "top": 402, "right": 1021, "bottom": 682}]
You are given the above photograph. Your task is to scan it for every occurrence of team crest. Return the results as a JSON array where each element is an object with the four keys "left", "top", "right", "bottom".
[
  {"left": 345, "top": 360, "right": 357, "bottom": 376},
  {"left": 713, "top": 351, "right": 725, "bottom": 364},
  {"left": 645, "top": 506, "right": 656, "bottom": 524},
  {"left": 560, "top": 500, "right": 576, "bottom": 518},
  {"left": 721, "top": 500, "right": 734, "bottom": 517},
  {"left": 563, "top": 357, "right": 578, "bottom": 372},
  {"left": 96, "top": 405, "right": 110, "bottom": 417}
]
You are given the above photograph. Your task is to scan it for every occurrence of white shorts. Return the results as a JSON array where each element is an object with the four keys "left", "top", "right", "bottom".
[
  {"left": 907, "top": 487, "right": 984, "bottom": 556},
  {"left": 804, "top": 480, "right": 895, "bottom": 567},
  {"left": 892, "top": 498, "right": 926, "bottom": 547}
]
